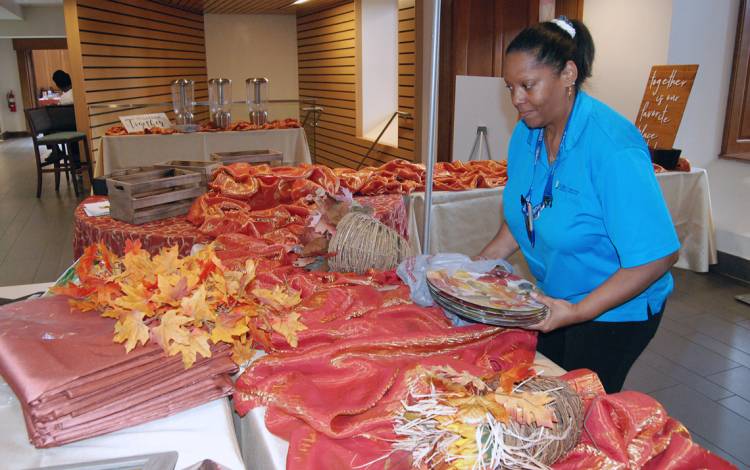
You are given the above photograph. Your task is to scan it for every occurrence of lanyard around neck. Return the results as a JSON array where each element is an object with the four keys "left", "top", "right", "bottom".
[
  {"left": 520, "top": 98, "right": 576, "bottom": 247},
  {"left": 524, "top": 125, "right": 568, "bottom": 210}
]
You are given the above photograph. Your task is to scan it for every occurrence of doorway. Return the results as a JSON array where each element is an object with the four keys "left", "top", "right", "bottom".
[{"left": 12, "top": 38, "right": 69, "bottom": 122}]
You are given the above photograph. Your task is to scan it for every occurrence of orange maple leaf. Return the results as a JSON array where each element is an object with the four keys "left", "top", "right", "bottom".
[
  {"left": 150, "top": 274, "right": 191, "bottom": 307},
  {"left": 493, "top": 390, "right": 556, "bottom": 428},
  {"left": 270, "top": 311, "right": 307, "bottom": 348},
  {"left": 75, "top": 245, "right": 98, "bottom": 282},
  {"left": 152, "top": 245, "right": 182, "bottom": 276},
  {"left": 225, "top": 259, "right": 256, "bottom": 300},
  {"left": 211, "top": 315, "right": 249, "bottom": 344},
  {"left": 150, "top": 309, "right": 191, "bottom": 351},
  {"left": 231, "top": 335, "right": 256, "bottom": 365},
  {"left": 113, "top": 310, "right": 150, "bottom": 352},
  {"left": 52, "top": 282, "right": 95, "bottom": 300},
  {"left": 179, "top": 285, "right": 215, "bottom": 324},
  {"left": 498, "top": 364, "right": 534, "bottom": 393},
  {"left": 113, "top": 282, "right": 152, "bottom": 315},
  {"left": 252, "top": 285, "right": 301, "bottom": 311},
  {"left": 168, "top": 328, "right": 212, "bottom": 368}
]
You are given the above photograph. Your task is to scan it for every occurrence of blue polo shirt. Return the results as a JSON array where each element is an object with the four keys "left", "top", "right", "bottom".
[{"left": 503, "top": 91, "right": 680, "bottom": 322}]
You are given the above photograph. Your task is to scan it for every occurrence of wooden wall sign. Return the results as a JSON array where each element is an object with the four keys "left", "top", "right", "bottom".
[{"left": 635, "top": 64, "right": 699, "bottom": 149}]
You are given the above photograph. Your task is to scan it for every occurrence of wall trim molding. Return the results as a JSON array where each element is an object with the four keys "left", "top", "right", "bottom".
[
  {"left": 711, "top": 250, "right": 750, "bottom": 285},
  {"left": 1, "top": 131, "right": 31, "bottom": 140}
]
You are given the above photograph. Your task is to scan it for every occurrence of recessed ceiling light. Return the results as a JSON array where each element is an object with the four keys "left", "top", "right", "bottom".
[{"left": 292, "top": 0, "right": 310, "bottom": 4}]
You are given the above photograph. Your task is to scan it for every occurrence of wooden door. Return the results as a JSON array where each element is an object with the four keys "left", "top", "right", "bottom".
[{"left": 436, "top": 0, "right": 583, "bottom": 162}]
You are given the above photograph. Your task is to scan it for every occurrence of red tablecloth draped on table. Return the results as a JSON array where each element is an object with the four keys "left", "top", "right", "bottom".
[
  {"left": 73, "top": 196, "right": 210, "bottom": 258},
  {"left": 73, "top": 195, "right": 407, "bottom": 258}
]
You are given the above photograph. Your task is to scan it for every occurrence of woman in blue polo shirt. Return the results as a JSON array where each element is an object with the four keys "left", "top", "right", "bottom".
[{"left": 478, "top": 17, "right": 680, "bottom": 393}]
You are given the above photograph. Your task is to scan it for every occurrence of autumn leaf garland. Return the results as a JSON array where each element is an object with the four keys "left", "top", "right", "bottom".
[{"left": 52, "top": 241, "right": 307, "bottom": 368}]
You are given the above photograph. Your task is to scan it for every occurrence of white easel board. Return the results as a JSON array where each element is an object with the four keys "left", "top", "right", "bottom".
[{"left": 452, "top": 75, "right": 518, "bottom": 162}]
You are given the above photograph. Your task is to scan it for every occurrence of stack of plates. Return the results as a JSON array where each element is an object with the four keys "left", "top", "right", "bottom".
[{"left": 426, "top": 268, "right": 547, "bottom": 327}]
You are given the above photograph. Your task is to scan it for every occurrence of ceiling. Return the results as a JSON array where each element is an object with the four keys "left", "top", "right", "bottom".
[{"left": 155, "top": 0, "right": 346, "bottom": 15}]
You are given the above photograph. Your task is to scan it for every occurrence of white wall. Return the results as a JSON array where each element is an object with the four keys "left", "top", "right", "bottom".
[
  {"left": 668, "top": 0, "right": 749, "bottom": 260},
  {"left": 358, "top": 0, "right": 398, "bottom": 146},
  {"left": 204, "top": 14, "right": 299, "bottom": 122},
  {"left": 0, "top": 6, "right": 65, "bottom": 38},
  {"left": 0, "top": 38, "right": 25, "bottom": 133},
  {"left": 583, "top": 0, "right": 672, "bottom": 120},
  {"left": 584, "top": 0, "right": 750, "bottom": 261}
]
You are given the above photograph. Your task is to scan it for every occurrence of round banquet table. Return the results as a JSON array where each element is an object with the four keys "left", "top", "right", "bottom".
[{"left": 73, "top": 195, "right": 408, "bottom": 259}]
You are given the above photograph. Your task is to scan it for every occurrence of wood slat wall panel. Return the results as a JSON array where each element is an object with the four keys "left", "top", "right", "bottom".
[
  {"left": 79, "top": 0, "right": 204, "bottom": 30},
  {"left": 79, "top": 31, "right": 205, "bottom": 52},
  {"left": 77, "top": 5, "right": 204, "bottom": 37},
  {"left": 81, "top": 43, "right": 206, "bottom": 59},
  {"left": 298, "top": 38, "right": 355, "bottom": 53},
  {"left": 297, "top": 0, "right": 416, "bottom": 169},
  {"left": 66, "top": 0, "right": 208, "bottom": 165},
  {"left": 77, "top": 19, "right": 205, "bottom": 45},
  {"left": 297, "top": 11, "right": 355, "bottom": 33},
  {"left": 82, "top": 56, "right": 207, "bottom": 67}
]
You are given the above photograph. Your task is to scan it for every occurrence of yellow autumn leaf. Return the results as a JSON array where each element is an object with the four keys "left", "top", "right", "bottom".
[
  {"left": 152, "top": 245, "right": 182, "bottom": 276},
  {"left": 168, "top": 328, "right": 212, "bottom": 368},
  {"left": 151, "top": 309, "right": 191, "bottom": 350},
  {"left": 114, "top": 282, "right": 152, "bottom": 315},
  {"left": 179, "top": 285, "right": 215, "bottom": 324},
  {"left": 231, "top": 335, "right": 256, "bottom": 365},
  {"left": 118, "top": 247, "right": 155, "bottom": 284},
  {"left": 113, "top": 310, "right": 150, "bottom": 352},
  {"left": 225, "top": 259, "right": 256, "bottom": 299},
  {"left": 493, "top": 390, "right": 556, "bottom": 428},
  {"left": 270, "top": 311, "right": 307, "bottom": 348},
  {"left": 252, "top": 285, "right": 301, "bottom": 311},
  {"left": 150, "top": 274, "right": 190, "bottom": 307},
  {"left": 446, "top": 395, "right": 508, "bottom": 425},
  {"left": 211, "top": 316, "right": 249, "bottom": 344},
  {"left": 206, "top": 270, "right": 228, "bottom": 305}
]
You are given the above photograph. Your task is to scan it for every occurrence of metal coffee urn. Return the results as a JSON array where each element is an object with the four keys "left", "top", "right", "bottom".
[
  {"left": 208, "top": 78, "right": 232, "bottom": 128},
  {"left": 171, "top": 79, "right": 195, "bottom": 127},
  {"left": 246, "top": 77, "right": 269, "bottom": 126}
]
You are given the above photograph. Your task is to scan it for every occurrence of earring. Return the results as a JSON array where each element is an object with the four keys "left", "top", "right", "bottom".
[{"left": 567, "top": 86, "right": 574, "bottom": 99}]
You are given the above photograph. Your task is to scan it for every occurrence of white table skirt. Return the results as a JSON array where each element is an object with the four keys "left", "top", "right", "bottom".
[
  {"left": 406, "top": 168, "right": 717, "bottom": 273},
  {"left": 0, "top": 283, "right": 245, "bottom": 470},
  {"left": 236, "top": 353, "right": 566, "bottom": 470},
  {"left": 98, "top": 128, "right": 312, "bottom": 176}
]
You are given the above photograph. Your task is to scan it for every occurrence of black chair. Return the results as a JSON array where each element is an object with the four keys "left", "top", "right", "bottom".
[{"left": 25, "top": 106, "right": 94, "bottom": 197}]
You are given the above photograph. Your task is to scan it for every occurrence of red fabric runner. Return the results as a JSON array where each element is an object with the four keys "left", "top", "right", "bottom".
[
  {"left": 235, "top": 317, "right": 536, "bottom": 469},
  {"left": 235, "top": 320, "right": 735, "bottom": 469},
  {"left": 73, "top": 194, "right": 406, "bottom": 258}
]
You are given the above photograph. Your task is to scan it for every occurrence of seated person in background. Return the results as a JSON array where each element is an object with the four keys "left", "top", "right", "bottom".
[
  {"left": 52, "top": 70, "right": 73, "bottom": 105},
  {"left": 47, "top": 70, "right": 80, "bottom": 170}
]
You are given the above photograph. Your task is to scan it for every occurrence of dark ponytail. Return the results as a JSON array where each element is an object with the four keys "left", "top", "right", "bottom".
[{"left": 506, "top": 17, "right": 595, "bottom": 90}]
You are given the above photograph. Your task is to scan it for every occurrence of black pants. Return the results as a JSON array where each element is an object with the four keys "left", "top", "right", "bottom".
[{"left": 537, "top": 304, "right": 663, "bottom": 394}]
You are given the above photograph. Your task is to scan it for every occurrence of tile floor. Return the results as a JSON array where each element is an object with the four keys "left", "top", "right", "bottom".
[{"left": 2, "top": 137, "right": 750, "bottom": 467}]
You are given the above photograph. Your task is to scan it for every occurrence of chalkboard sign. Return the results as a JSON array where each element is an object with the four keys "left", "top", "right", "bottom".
[
  {"left": 635, "top": 64, "right": 698, "bottom": 149},
  {"left": 119, "top": 113, "right": 172, "bottom": 134}
]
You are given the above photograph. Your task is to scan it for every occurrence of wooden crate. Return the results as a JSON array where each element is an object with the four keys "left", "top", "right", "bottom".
[
  {"left": 94, "top": 167, "right": 164, "bottom": 195},
  {"left": 155, "top": 160, "right": 220, "bottom": 187},
  {"left": 210, "top": 149, "right": 283, "bottom": 165},
  {"left": 106, "top": 168, "right": 203, "bottom": 225}
]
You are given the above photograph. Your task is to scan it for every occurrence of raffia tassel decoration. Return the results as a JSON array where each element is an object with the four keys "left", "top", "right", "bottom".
[
  {"left": 328, "top": 211, "right": 413, "bottom": 274},
  {"left": 390, "top": 371, "right": 584, "bottom": 470}
]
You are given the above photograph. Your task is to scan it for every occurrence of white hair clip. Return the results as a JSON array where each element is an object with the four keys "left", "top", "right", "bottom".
[{"left": 551, "top": 18, "right": 576, "bottom": 39}]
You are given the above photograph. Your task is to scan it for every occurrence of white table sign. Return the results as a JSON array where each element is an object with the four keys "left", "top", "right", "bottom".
[{"left": 119, "top": 113, "right": 172, "bottom": 133}]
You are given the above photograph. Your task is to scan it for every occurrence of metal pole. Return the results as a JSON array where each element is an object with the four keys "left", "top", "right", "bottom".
[{"left": 422, "top": 0, "right": 441, "bottom": 255}]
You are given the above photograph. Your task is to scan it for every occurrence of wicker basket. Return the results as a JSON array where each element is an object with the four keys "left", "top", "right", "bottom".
[{"left": 328, "top": 212, "right": 412, "bottom": 273}]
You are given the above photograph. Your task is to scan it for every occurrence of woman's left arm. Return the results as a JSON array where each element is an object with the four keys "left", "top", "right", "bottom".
[{"left": 528, "top": 250, "right": 678, "bottom": 333}]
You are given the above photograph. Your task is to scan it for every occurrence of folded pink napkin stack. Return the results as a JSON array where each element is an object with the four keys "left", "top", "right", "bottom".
[{"left": 0, "top": 295, "right": 237, "bottom": 448}]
